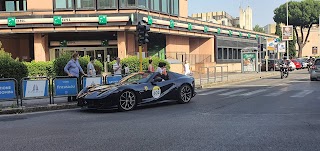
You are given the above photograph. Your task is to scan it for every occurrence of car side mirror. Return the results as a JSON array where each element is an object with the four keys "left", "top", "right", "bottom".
[{"left": 151, "top": 77, "right": 163, "bottom": 84}]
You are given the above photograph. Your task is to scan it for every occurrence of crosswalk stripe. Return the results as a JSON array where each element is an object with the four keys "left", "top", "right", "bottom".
[
  {"left": 239, "top": 89, "right": 268, "bottom": 96},
  {"left": 220, "top": 89, "right": 247, "bottom": 96},
  {"left": 198, "top": 89, "right": 229, "bottom": 96},
  {"left": 290, "top": 90, "right": 314, "bottom": 98},
  {"left": 264, "top": 90, "right": 287, "bottom": 97}
]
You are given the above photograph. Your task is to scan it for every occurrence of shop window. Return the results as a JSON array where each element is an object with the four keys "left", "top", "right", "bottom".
[
  {"left": 97, "top": 0, "right": 116, "bottom": 8},
  {"left": 76, "top": 0, "right": 95, "bottom": 9},
  {"left": 223, "top": 48, "right": 227, "bottom": 59},
  {"left": 2, "top": 0, "right": 27, "bottom": 11},
  {"left": 161, "top": 0, "right": 168, "bottom": 13},
  {"left": 218, "top": 48, "right": 222, "bottom": 59},
  {"left": 138, "top": 0, "right": 148, "bottom": 9},
  {"left": 54, "top": 0, "right": 73, "bottom": 9},
  {"left": 238, "top": 49, "right": 241, "bottom": 59},
  {"left": 233, "top": 48, "right": 237, "bottom": 59},
  {"left": 228, "top": 48, "right": 233, "bottom": 59}
]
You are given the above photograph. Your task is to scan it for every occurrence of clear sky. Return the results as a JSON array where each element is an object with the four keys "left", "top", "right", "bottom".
[{"left": 188, "top": 0, "right": 296, "bottom": 27}]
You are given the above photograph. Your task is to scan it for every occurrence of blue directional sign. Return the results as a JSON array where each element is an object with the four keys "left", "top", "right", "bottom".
[
  {"left": 106, "top": 76, "right": 122, "bottom": 84},
  {"left": 54, "top": 78, "right": 78, "bottom": 96},
  {"left": 0, "top": 81, "right": 16, "bottom": 100}
]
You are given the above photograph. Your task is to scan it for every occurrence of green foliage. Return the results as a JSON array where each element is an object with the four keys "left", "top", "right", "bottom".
[
  {"left": 53, "top": 53, "right": 104, "bottom": 76},
  {"left": 0, "top": 50, "right": 28, "bottom": 82},
  {"left": 274, "top": 0, "right": 320, "bottom": 57},
  {"left": 108, "top": 56, "right": 170, "bottom": 74},
  {"left": 253, "top": 25, "right": 265, "bottom": 33},
  {"left": 24, "top": 61, "right": 54, "bottom": 77},
  {"left": 275, "top": 23, "right": 282, "bottom": 37}
]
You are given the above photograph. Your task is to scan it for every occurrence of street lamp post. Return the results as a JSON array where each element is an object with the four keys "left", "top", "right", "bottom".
[{"left": 286, "top": 0, "right": 289, "bottom": 59}]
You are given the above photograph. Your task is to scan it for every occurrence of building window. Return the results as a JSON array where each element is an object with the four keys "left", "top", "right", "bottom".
[
  {"left": 238, "top": 49, "right": 241, "bottom": 59},
  {"left": 233, "top": 48, "right": 237, "bottom": 59},
  {"left": 152, "top": 0, "right": 160, "bottom": 11},
  {"left": 128, "top": 0, "right": 136, "bottom": 7},
  {"left": 2, "top": 0, "right": 27, "bottom": 11},
  {"left": 76, "top": 0, "right": 95, "bottom": 9},
  {"left": 138, "top": 0, "right": 148, "bottom": 9},
  {"left": 228, "top": 48, "right": 233, "bottom": 59},
  {"left": 97, "top": 0, "right": 116, "bottom": 8},
  {"left": 169, "top": 0, "right": 178, "bottom": 15},
  {"left": 161, "top": 0, "right": 167, "bottom": 13},
  {"left": 54, "top": 0, "right": 73, "bottom": 9},
  {"left": 218, "top": 48, "right": 222, "bottom": 59},
  {"left": 223, "top": 48, "right": 228, "bottom": 59}
]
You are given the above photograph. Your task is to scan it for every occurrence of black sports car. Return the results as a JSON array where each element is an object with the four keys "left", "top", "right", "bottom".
[{"left": 77, "top": 71, "right": 196, "bottom": 111}]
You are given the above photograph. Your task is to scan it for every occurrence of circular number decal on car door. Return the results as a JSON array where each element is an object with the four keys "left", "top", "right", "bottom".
[{"left": 152, "top": 86, "right": 161, "bottom": 98}]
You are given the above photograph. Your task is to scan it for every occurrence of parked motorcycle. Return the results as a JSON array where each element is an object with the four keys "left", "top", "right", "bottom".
[{"left": 280, "top": 64, "right": 289, "bottom": 79}]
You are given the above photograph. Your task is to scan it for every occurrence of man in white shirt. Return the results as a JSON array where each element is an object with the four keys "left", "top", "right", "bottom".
[{"left": 113, "top": 57, "right": 122, "bottom": 75}]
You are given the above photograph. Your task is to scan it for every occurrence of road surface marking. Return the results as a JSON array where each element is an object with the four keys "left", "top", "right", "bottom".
[
  {"left": 198, "top": 89, "right": 229, "bottom": 96},
  {"left": 264, "top": 90, "right": 287, "bottom": 97},
  {"left": 239, "top": 89, "right": 268, "bottom": 96},
  {"left": 290, "top": 90, "right": 314, "bottom": 98},
  {"left": 220, "top": 89, "right": 247, "bottom": 96}
]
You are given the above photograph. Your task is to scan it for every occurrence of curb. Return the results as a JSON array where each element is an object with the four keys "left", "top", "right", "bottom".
[
  {"left": 196, "top": 72, "right": 279, "bottom": 89},
  {"left": 0, "top": 103, "right": 79, "bottom": 115}
]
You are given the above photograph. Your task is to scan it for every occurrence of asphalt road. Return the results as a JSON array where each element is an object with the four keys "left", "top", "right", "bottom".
[{"left": 1, "top": 69, "right": 320, "bottom": 151}]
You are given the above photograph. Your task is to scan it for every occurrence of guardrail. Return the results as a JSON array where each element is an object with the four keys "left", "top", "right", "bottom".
[{"left": 197, "top": 66, "right": 229, "bottom": 86}]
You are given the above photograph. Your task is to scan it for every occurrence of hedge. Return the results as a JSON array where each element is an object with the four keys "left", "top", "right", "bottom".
[
  {"left": 24, "top": 61, "right": 54, "bottom": 77},
  {"left": 108, "top": 56, "right": 170, "bottom": 74},
  {"left": 0, "top": 50, "right": 28, "bottom": 82},
  {"left": 53, "top": 53, "right": 104, "bottom": 76}
]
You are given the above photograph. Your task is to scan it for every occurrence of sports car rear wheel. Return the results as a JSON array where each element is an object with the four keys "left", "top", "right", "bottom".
[
  {"left": 118, "top": 91, "right": 136, "bottom": 111},
  {"left": 177, "top": 84, "right": 192, "bottom": 104}
]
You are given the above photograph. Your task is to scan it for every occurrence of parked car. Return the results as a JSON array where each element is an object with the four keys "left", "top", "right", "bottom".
[
  {"left": 297, "top": 58, "right": 308, "bottom": 69},
  {"left": 77, "top": 71, "right": 196, "bottom": 111},
  {"left": 291, "top": 59, "right": 302, "bottom": 70},
  {"left": 261, "top": 59, "right": 281, "bottom": 71},
  {"left": 310, "top": 58, "right": 320, "bottom": 81}
]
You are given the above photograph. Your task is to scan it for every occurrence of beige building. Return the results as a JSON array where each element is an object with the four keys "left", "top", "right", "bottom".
[
  {"left": 191, "top": 11, "right": 235, "bottom": 26},
  {"left": 264, "top": 24, "right": 276, "bottom": 34},
  {"left": 239, "top": 6, "right": 252, "bottom": 30},
  {"left": 298, "top": 26, "right": 320, "bottom": 57}
]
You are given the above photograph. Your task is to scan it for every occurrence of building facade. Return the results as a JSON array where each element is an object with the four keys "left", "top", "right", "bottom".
[
  {"left": 239, "top": 6, "right": 252, "bottom": 30},
  {"left": 191, "top": 11, "right": 234, "bottom": 26},
  {"left": 0, "top": 0, "right": 277, "bottom": 73}
]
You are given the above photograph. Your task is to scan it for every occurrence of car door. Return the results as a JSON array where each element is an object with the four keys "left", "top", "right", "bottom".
[{"left": 140, "top": 74, "right": 175, "bottom": 103}]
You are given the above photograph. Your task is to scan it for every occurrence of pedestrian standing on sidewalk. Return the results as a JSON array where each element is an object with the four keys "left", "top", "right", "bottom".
[
  {"left": 148, "top": 59, "right": 154, "bottom": 72},
  {"left": 64, "top": 52, "right": 87, "bottom": 102},
  {"left": 113, "top": 57, "right": 122, "bottom": 76},
  {"left": 87, "top": 56, "right": 96, "bottom": 77},
  {"left": 183, "top": 60, "right": 191, "bottom": 76}
]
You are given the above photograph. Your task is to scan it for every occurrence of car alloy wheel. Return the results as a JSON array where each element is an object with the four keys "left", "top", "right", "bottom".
[
  {"left": 119, "top": 91, "right": 136, "bottom": 111},
  {"left": 178, "top": 84, "right": 192, "bottom": 103}
]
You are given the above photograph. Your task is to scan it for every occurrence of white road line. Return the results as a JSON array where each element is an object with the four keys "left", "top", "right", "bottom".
[
  {"left": 239, "top": 89, "right": 268, "bottom": 96},
  {"left": 264, "top": 90, "right": 287, "bottom": 97},
  {"left": 220, "top": 89, "right": 247, "bottom": 96},
  {"left": 290, "top": 90, "right": 314, "bottom": 98},
  {"left": 198, "top": 89, "right": 229, "bottom": 96}
]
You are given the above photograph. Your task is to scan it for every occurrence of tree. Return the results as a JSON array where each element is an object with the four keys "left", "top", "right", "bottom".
[
  {"left": 275, "top": 23, "right": 282, "bottom": 38},
  {"left": 253, "top": 25, "right": 265, "bottom": 33},
  {"left": 273, "top": 0, "right": 320, "bottom": 58}
]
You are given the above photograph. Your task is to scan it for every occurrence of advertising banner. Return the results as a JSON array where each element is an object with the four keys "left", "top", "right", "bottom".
[
  {"left": 54, "top": 78, "right": 78, "bottom": 96},
  {"left": 267, "top": 38, "right": 276, "bottom": 51},
  {"left": 106, "top": 76, "right": 122, "bottom": 84},
  {"left": 0, "top": 81, "right": 16, "bottom": 100},
  {"left": 282, "top": 26, "right": 293, "bottom": 41},
  {"left": 243, "top": 53, "right": 256, "bottom": 72},
  {"left": 23, "top": 80, "right": 49, "bottom": 98},
  {"left": 278, "top": 42, "right": 286, "bottom": 53},
  {"left": 83, "top": 77, "right": 102, "bottom": 89}
]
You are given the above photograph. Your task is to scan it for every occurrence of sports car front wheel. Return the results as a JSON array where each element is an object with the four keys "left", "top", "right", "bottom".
[
  {"left": 177, "top": 84, "right": 192, "bottom": 104},
  {"left": 118, "top": 91, "right": 136, "bottom": 111}
]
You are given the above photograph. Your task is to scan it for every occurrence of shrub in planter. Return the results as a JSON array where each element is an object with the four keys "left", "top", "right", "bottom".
[
  {"left": 53, "top": 53, "right": 104, "bottom": 76},
  {"left": 0, "top": 50, "right": 28, "bottom": 82},
  {"left": 24, "top": 61, "right": 54, "bottom": 77},
  {"left": 108, "top": 56, "right": 170, "bottom": 74}
]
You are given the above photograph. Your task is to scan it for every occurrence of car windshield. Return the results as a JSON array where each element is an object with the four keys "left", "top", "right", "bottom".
[
  {"left": 119, "top": 72, "right": 153, "bottom": 84},
  {"left": 315, "top": 60, "right": 320, "bottom": 65}
]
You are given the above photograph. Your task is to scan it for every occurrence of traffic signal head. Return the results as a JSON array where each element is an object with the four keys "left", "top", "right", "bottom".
[{"left": 136, "top": 21, "right": 150, "bottom": 45}]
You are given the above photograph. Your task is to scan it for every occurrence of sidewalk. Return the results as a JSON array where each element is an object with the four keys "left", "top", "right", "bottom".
[{"left": 195, "top": 71, "right": 279, "bottom": 88}]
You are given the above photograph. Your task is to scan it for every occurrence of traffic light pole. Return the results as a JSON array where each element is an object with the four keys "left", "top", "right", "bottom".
[{"left": 139, "top": 44, "right": 143, "bottom": 72}]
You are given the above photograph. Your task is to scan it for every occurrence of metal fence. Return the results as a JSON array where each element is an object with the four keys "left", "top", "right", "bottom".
[{"left": 195, "top": 65, "right": 229, "bottom": 86}]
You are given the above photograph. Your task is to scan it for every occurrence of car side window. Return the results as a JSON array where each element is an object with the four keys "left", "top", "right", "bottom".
[{"left": 315, "top": 60, "right": 320, "bottom": 65}]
